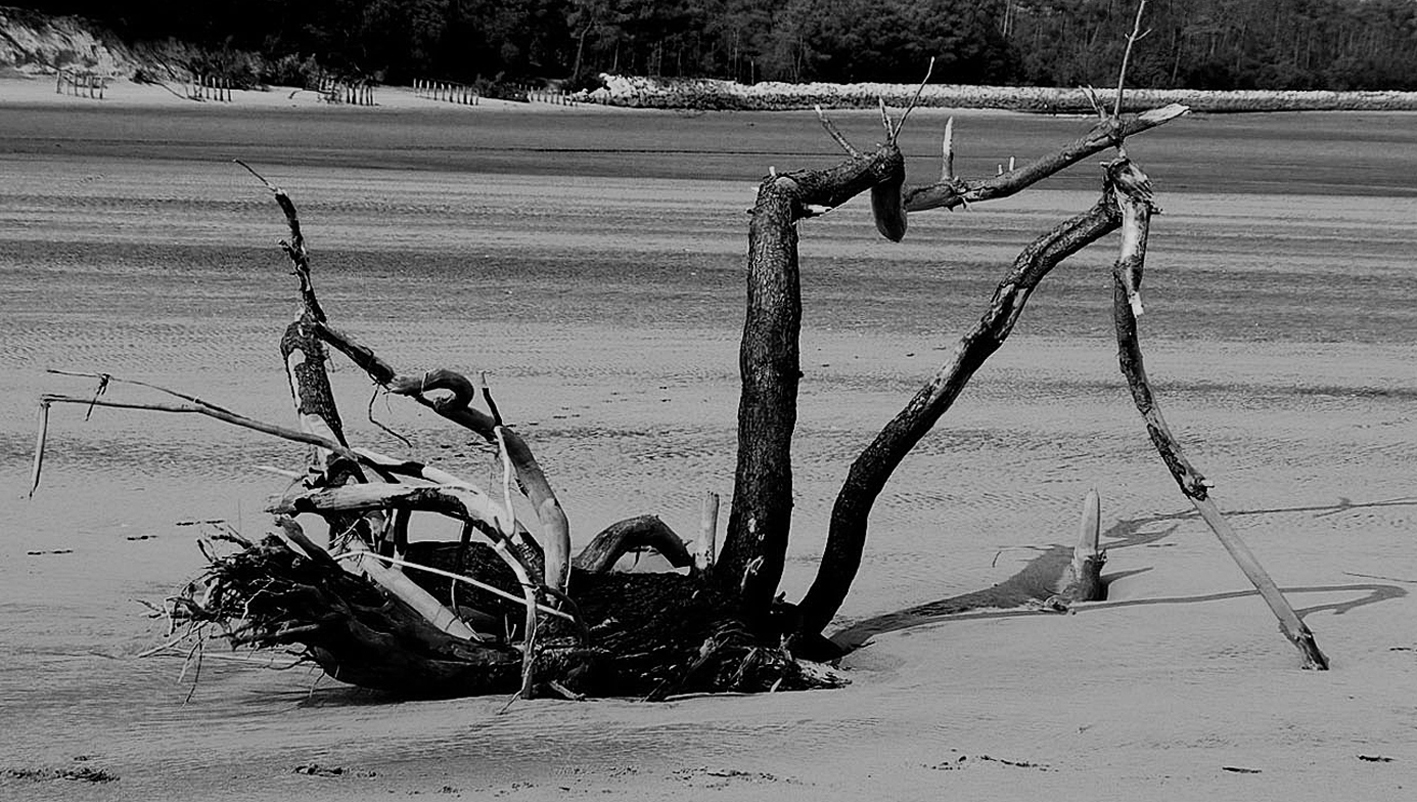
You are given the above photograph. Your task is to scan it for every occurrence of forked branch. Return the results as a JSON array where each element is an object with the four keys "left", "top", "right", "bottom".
[
  {"left": 902, "top": 103, "right": 1188, "bottom": 213},
  {"left": 796, "top": 183, "right": 1126, "bottom": 637}
]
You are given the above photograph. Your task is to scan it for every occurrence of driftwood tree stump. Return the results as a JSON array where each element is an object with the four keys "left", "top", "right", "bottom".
[{"left": 33, "top": 42, "right": 1330, "bottom": 693}]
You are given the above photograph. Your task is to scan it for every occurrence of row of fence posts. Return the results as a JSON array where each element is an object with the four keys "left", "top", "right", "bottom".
[
  {"left": 313, "top": 76, "right": 376, "bottom": 106},
  {"left": 414, "top": 79, "right": 580, "bottom": 107},
  {"left": 521, "top": 85, "right": 579, "bottom": 106},
  {"left": 187, "top": 74, "right": 232, "bottom": 102},
  {"left": 414, "top": 78, "right": 479, "bottom": 105},
  {"left": 55, "top": 68, "right": 106, "bottom": 99}
]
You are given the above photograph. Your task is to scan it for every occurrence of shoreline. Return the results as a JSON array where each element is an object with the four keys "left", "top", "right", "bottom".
[
  {"left": 587, "top": 74, "right": 1417, "bottom": 113},
  {"left": 7, "top": 73, "right": 1417, "bottom": 116}
]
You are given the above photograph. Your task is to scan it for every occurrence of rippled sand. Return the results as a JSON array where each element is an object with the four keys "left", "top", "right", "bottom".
[{"left": 2, "top": 99, "right": 1416, "bottom": 800}]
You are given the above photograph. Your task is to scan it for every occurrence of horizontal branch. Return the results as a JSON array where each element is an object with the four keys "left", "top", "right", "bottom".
[
  {"left": 40, "top": 393, "right": 363, "bottom": 465},
  {"left": 270, "top": 482, "right": 514, "bottom": 539},
  {"left": 767, "top": 142, "right": 906, "bottom": 228},
  {"left": 903, "top": 103, "right": 1189, "bottom": 213}
]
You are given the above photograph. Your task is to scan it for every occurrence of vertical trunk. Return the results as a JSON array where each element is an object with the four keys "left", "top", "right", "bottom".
[
  {"left": 717, "top": 145, "right": 905, "bottom": 622},
  {"left": 719, "top": 186, "right": 801, "bottom": 618}
]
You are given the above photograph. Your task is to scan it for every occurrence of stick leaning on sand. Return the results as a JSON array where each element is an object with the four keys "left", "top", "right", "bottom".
[{"left": 1107, "top": 156, "right": 1329, "bottom": 670}]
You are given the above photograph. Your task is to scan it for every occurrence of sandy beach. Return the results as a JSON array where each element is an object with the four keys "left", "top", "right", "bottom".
[{"left": 2, "top": 78, "right": 1416, "bottom": 800}]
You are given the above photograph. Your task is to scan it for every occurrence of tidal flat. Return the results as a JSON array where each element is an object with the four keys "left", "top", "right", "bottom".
[{"left": 2, "top": 99, "right": 1416, "bottom": 800}]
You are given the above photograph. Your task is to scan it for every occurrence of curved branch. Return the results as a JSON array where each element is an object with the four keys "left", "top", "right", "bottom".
[
  {"left": 573, "top": 515, "right": 694, "bottom": 574},
  {"left": 796, "top": 188, "right": 1124, "bottom": 638}
]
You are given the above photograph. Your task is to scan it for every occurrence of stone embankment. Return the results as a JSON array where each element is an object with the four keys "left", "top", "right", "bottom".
[{"left": 584, "top": 74, "right": 1417, "bottom": 113}]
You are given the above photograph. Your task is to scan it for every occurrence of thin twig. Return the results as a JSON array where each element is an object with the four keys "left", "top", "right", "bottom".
[
  {"left": 41, "top": 393, "right": 364, "bottom": 465},
  {"left": 48, "top": 369, "right": 240, "bottom": 415},
  {"left": 83, "top": 373, "right": 109, "bottom": 420},
  {"left": 366, "top": 386, "right": 412, "bottom": 447},
  {"left": 478, "top": 371, "right": 504, "bottom": 426},
  {"left": 237, "top": 159, "right": 324, "bottom": 322},
  {"left": 28, "top": 401, "right": 49, "bottom": 497},
  {"left": 1114, "top": 0, "right": 1152, "bottom": 119},
  {"left": 814, "top": 104, "right": 861, "bottom": 158},
  {"left": 941, "top": 117, "right": 955, "bottom": 182},
  {"left": 1081, "top": 85, "right": 1107, "bottom": 120},
  {"left": 891, "top": 56, "right": 936, "bottom": 141}
]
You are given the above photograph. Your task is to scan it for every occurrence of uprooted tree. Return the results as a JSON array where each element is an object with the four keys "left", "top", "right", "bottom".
[{"left": 33, "top": 32, "right": 1330, "bottom": 699}]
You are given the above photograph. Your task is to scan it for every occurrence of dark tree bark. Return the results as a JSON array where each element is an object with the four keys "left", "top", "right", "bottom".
[
  {"left": 573, "top": 515, "right": 693, "bottom": 574},
  {"left": 717, "top": 143, "right": 904, "bottom": 619}
]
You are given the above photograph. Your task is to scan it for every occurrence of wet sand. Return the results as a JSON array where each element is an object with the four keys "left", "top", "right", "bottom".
[{"left": 2, "top": 89, "right": 1416, "bottom": 800}]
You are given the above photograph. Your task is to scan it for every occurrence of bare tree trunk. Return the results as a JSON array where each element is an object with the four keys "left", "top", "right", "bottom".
[{"left": 717, "top": 144, "right": 904, "bottom": 619}]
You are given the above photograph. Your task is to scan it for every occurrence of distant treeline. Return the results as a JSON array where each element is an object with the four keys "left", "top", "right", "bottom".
[{"left": 16, "top": 0, "right": 1417, "bottom": 90}]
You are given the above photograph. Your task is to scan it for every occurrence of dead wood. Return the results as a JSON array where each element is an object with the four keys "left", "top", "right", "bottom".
[
  {"left": 241, "top": 164, "right": 570, "bottom": 592},
  {"left": 717, "top": 138, "right": 905, "bottom": 618},
  {"left": 573, "top": 515, "right": 694, "bottom": 574},
  {"left": 901, "top": 103, "right": 1189, "bottom": 213},
  {"left": 318, "top": 323, "right": 570, "bottom": 591},
  {"left": 1107, "top": 158, "right": 1329, "bottom": 670},
  {"left": 1058, "top": 489, "right": 1107, "bottom": 604},
  {"left": 796, "top": 185, "right": 1125, "bottom": 638},
  {"left": 168, "top": 533, "right": 842, "bottom": 698}
]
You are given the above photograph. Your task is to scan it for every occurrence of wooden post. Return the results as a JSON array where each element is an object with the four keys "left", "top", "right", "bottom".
[
  {"left": 1058, "top": 488, "right": 1106, "bottom": 602},
  {"left": 696, "top": 491, "right": 720, "bottom": 573}
]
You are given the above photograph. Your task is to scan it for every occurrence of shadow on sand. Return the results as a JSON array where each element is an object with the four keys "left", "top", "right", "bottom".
[{"left": 831, "top": 495, "right": 1417, "bottom": 651}]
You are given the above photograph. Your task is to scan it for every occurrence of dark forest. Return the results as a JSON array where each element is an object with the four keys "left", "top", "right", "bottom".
[{"left": 16, "top": 1, "right": 1417, "bottom": 91}]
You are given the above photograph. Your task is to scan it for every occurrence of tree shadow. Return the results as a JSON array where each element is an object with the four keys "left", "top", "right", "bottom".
[{"left": 829, "top": 495, "right": 1416, "bottom": 652}]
